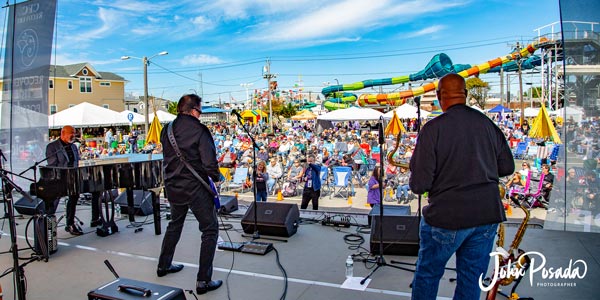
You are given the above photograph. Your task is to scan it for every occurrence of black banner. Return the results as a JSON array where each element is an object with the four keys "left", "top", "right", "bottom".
[{"left": 1, "top": 0, "right": 57, "bottom": 182}]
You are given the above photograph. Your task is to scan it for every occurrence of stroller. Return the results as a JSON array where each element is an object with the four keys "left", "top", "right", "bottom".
[{"left": 281, "top": 181, "right": 298, "bottom": 197}]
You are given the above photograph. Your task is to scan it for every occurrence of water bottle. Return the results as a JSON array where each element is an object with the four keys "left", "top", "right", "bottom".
[
  {"left": 345, "top": 255, "right": 354, "bottom": 278},
  {"left": 115, "top": 204, "right": 121, "bottom": 219}
]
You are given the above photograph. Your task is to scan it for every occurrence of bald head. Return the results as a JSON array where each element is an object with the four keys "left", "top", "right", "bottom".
[
  {"left": 436, "top": 73, "right": 467, "bottom": 112},
  {"left": 60, "top": 125, "right": 75, "bottom": 144}
]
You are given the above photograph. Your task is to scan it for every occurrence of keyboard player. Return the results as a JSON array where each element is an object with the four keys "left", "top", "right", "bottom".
[{"left": 45, "top": 125, "right": 84, "bottom": 235}]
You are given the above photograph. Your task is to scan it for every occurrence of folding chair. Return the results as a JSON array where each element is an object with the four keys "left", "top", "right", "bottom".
[
  {"left": 330, "top": 166, "right": 352, "bottom": 199},
  {"left": 319, "top": 166, "right": 330, "bottom": 196},
  {"left": 525, "top": 145, "right": 538, "bottom": 160},
  {"left": 520, "top": 173, "right": 547, "bottom": 209},
  {"left": 224, "top": 167, "right": 248, "bottom": 192},
  {"left": 513, "top": 142, "right": 527, "bottom": 160}
]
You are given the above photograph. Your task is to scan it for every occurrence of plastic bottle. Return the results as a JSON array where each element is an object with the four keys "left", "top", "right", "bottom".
[
  {"left": 345, "top": 255, "right": 354, "bottom": 278},
  {"left": 115, "top": 204, "right": 121, "bottom": 219}
]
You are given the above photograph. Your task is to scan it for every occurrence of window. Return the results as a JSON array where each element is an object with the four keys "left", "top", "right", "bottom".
[
  {"left": 102, "top": 104, "right": 109, "bottom": 109},
  {"left": 50, "top": 104, "right": 57, "bottom": 114},
  {"left": 80, "top": 77, "right": 92, "bottom": 93},
  {"left": 133, "top": 108, "right": 138, "bottom": 113},
  {"left": 100, "top": 82, "right": 111, "bottom": 87},
  {"left": 82, "top": 69, "right": 88, "bottom": 75},
  {"left": 49, "top": 79, "right": 54, "bottom": 89},
  {"left": 68, "top": 80, "right": 73, "bottom": 90}
]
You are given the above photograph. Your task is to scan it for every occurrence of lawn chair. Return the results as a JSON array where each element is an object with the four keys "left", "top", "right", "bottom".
[
  {"left": 525, "top": 145, "right": 538, "bottom": 160},
  {"left": 513, "top": 142, "right": 527, "bottom": 159},
  {"left": 224, "top": 167, "right": 248, "bottom": 192},
  {"left": 320, "top": 166, "right": 330, "bottom": 196},
  {"left": 519, "top": 173, "right": 547, "bottom": 209},
  {"left": 330, "top": 166, "right": 352, "bottom": 199}
]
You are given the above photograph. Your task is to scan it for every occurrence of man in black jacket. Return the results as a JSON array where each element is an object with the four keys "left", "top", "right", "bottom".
[
  {"left": 156, "top": 94, "right": 222, "bottom": 294},
  {"left": 409, "top": 74, "right": 514, "bottom": 299},
  {"left": 45, "top": 125, "right": 83, "bottom": 235}
]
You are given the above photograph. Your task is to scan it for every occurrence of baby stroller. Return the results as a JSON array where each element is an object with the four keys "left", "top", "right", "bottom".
[{"left": 281, "top": 181, "right": 298, "bottom": 197}]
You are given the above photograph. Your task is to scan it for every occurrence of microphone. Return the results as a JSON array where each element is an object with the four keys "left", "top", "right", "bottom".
[
  {"left": 414, "top": 96, "right": 421, "bottom": 106},
  {"left": 231, "top": 109, "right": 243, "bottom": 123}
]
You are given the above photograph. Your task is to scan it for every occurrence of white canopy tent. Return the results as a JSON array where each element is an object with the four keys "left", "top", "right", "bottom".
[
  {"left": 120, "top": 110, "right": 146, "bottom": 124},
  {"left": 154, "top": 110, "right": 177, "bottom": 123},
  {"left": 524, "top": 107, "right": 540, "bottom": 117},
  {"left": 549, "top": 106, "right": 584, "bottom": 123},
  {"left": 48, "top": 102, "right": 128, "bottom": 129},
  {"left": 382, "top": 103, "right": 430, "bottom": 119},
  {"left": 317, "top": 106, "right": 383, "bottom": 121}
]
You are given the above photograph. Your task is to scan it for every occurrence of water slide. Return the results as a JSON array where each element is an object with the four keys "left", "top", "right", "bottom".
[{"left": 321, "top": 39, "right": 545, "bottom": 110}]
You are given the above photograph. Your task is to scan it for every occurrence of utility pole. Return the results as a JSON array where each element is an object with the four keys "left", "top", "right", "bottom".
[
  {"left": 263, "top": 58, "right": 276, "bottom": 133},
  {"left": 500, "top": 67, "right": 504, "bottom": 107},
  {"left": 516, "top": 41, "right": 525, "bottom": 127}
]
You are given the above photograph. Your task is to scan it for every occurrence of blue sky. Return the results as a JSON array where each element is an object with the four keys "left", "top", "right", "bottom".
[{"left": 4, "top": 0, "right": 562, "bottom": 105}]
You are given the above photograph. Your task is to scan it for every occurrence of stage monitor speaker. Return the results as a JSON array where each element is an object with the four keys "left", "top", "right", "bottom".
[
  {"left": 14, "top": 194, "right": 45, "bottom": 216},
  {"left": 34, "top": 214, "right": 58, "bottom": 258},
  {"left": 114, "top": 190, "right": 153, "bottom": 216},
  {"left": 241, "top": 202, "right": 299, "bottom": 237},
  {"left": 370, "top": 205, "right": 419, "bottom": 256},
  {"left": 219, "top": 195, "right": 238, "bottom": 214},
  {"left": 368, "top": 204, "right": 410, "bottom": 226}
]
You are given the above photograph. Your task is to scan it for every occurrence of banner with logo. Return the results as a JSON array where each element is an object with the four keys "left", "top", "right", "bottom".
[{"left": 1, "top": 0, "right": 56, "bottom": 182}]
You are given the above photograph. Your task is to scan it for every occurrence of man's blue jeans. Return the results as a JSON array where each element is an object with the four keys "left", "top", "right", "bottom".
[{"left": 411, "top": 218, "right": 498, "bottom": 300}]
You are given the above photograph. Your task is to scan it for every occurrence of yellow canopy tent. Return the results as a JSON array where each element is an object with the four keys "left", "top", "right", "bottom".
[
  {"left": 145, "top": 113, "right": 163, "bottom": 146},
  {"left": 529, "top": 105, "right": 561, "bottom": 144},
  {"left": 291, "top": 109, "right": 317, "bottom": 120},
  {"left": 385, "top": 110, "right": 406, "bottom": 136}
]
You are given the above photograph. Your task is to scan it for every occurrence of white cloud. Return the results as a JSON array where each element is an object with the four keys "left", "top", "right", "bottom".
[
  {"left": 405, "top": 25, "right": 446, "bottom": 38},
  {"left": 93, "top": 0, "right": 174, "bottom": 14},
  {"left": 243, "top": 0, "right": 466, "bottom": 44},
  {"left": 180, "top": 54, "right": 224, "bottom": 66},
  {"left": 71, "top": 7, "right": 126, "bottom": 43}
]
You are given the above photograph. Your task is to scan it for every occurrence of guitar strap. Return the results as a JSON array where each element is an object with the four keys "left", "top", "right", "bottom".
[{"left": 167, "top": 122, "right": 220, "bottom": 208}]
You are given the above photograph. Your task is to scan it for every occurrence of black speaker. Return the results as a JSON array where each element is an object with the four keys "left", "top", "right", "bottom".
[
  {"left": 241, "top": 202, "right": 300, "bottom": 237},
  {"left": 368, "top": 204, "right": 410, "bottom": 226},
  {"left": 219, "top": 195, "right": 238, "bottom": 214},
  {"left": 14, "top": 195, "right": 45, "bottom": 216},
  {"left": 34, "top": 215, "right": 58, "bottom": 258},
  {"left": 114, "top": 190, "right": 153, "bottom": 216},
  {"left": 370, "top": 205, "right": 419, "bottom": 256}
]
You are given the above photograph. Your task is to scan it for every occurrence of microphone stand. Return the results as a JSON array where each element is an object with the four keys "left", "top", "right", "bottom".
[
  {"left": 361, "top": 116, "right": 413, "bottom": 286},
  {"left": 0, "top": 149, "right": 39, "bottom": 300},
  {"left": 389, "top": 96, "right": 423, "bottom": 268},
  {"left": 233, "top": 113, "right": 285, "bottom": 242}
]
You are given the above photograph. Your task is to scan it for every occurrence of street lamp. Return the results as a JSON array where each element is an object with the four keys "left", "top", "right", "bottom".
[
  {"left": 121, "top": 51, "right": 168, "bottom": 136},
  {"left": 240, "top": 83, "right": 253, "bottom": 110}
]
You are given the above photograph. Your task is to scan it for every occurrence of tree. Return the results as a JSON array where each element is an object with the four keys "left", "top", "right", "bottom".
[
  {"left": 279, "top": 102, "right": 298, "bottom": 118},
  {"left": 167, "top": 101, "right": 178, "bottom": 115},
  {"left": 465, "top": 77, "right": 490, "bottom": 109},
  {"left": 524, "top": 86, "right": 542, "bottom": 98}
]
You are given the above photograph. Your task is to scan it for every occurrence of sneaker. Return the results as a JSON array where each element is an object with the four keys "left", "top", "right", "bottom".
[{"left": 65, "top": 225, "right": 83, "bottom": 236}]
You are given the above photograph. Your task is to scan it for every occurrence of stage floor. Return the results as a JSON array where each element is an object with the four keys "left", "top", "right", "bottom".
[{"left": 1, "top": 194, "right": 599, "bottom": 300}]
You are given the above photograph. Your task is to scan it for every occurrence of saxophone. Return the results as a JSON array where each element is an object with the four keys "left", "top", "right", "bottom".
[
  {"left": 486, "top": 194, "right": 531, "bottom": 300},
  {"left": 387, "top": 132, "right": 406, "bottom": 167}
]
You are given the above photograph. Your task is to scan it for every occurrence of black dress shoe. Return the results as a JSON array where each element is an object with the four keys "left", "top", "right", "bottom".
[
  {"left": 156, "top": 264, "right": 184, "bottom": 277},
  {"left": 196, "top": 280, "right": 222, "bottom": 295},
  {"left": 65, "top": 225, "right": 83, "bottom": 236},
  {"left": 90, "top": 219, "right": 103, "bottom": 227}
]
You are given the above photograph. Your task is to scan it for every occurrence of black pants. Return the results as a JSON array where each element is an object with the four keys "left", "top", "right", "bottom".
[
  {"left": 301, "top": 188, "right": 320, "bottom": 210},
  {"left": 46, "top": 194, "right": 78, "bottom": 226},
  {"left": 91, "top": 192, "right": 101, "bottom": 221},
  {"left": 158, "top": 196, "right": 218, "bottom": 282}
]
